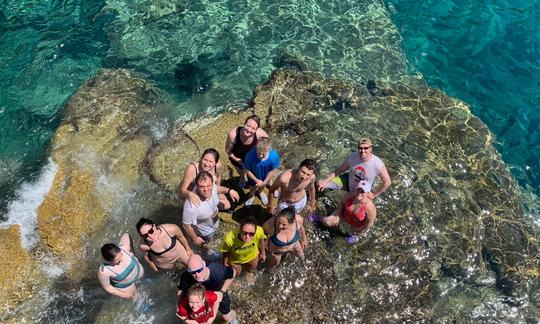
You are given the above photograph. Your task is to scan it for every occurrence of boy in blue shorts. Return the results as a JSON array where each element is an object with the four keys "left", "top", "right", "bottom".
[{"left": 243, "top": 137, "right": 280, "bottom": 206}]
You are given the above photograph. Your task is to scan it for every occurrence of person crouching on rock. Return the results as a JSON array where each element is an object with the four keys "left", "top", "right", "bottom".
[
  {"left": 320, "top": 181, "right": 377, "bottom": 244},
  {"left": 97, "top": 233, "right": 144, "bottom": 299},
  {"left": 243, "top": 137, "right": 280, "bottom": 207},
  {"left": 263, "top": 207, "right": 307, "bottom": 268},
  {"left": 136, "top": 218, "right": 193, "bottom": 272}
]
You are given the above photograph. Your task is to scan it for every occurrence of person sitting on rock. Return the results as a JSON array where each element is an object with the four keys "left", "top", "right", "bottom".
[
  {"left": 268, "top": 158, "right": 318, "bottom": 215},
  {"left": 182, "top": 171, "right": 240, "bottom": 249},
  {"left": 220, "top": 216, "right": 267, "bottom": 276},
  {"left": 136, "top": 218, "right": 193, "bottom": 271},
  {"left": 225, "top": 114, "right": 269, "bottom": 188},
  {"left": 97, "top": 233, "right": 144, "bottom": 299},
  {"left": 176, "top": 283, "right": 223, "bottom": 324},
  {"left": 320, "top": 181, "right": 377, "bottom": 244},
  {"left": 243, "top": 137, "right": 280, "bottom": 206},
  {"left": 178, "top": 254, "right": 239, "bottom": 324},
  {"left": 178, "top": 148, "right": 234, "bottom": 210},
  {"left": 317, "top": 137, "right": 391, "bottom": 200},
  {"left": 263, "top": 207, "right": 307, "bottom": 268}
]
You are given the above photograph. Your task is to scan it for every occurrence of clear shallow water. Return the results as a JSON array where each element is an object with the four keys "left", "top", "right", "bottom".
[
  {"left": 0, "top": 0, "right": 539, "bottom": 322},
  {"left": 0, "top": 0, "right": 110, "bottom": 215},
  {"left": 1, "top": 0, "right": 407, "bottom": 218},
  {"left": 384, "top": 0, "right": 540, "bottom": 194}
]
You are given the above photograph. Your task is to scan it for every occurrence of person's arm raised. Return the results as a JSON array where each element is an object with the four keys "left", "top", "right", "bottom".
[{"left": 178, "top": 164, "right": 201, "bottom": 207}]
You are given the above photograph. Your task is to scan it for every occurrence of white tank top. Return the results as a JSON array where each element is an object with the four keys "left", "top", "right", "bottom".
[{"left": 347, "top": 152, "right": 384, "bottom": 191}]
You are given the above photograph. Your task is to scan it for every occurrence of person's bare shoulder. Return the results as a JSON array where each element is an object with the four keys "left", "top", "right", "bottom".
[{"left": 162, "top": 223, "right": 181, "bottom": 234}]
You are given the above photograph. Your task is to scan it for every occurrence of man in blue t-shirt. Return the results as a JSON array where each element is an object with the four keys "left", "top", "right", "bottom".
[
  {"left": 242, "top": 137, "right": 280, "bottom": 206},
  {"left": 178, "top": 254, "right": 238, "bottom": 323}
]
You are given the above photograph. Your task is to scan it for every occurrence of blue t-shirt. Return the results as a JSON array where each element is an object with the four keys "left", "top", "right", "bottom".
[{"left": 243, "top": 148, "right": 280, "bottom": 180}]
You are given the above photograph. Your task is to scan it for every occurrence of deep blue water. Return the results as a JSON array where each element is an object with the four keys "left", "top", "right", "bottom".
[
  {"left": 1, "top": 0, "right": 539, "bottom": 220},
  {"left": 385, "top": 0, "right": 540, "bottom": 194}
]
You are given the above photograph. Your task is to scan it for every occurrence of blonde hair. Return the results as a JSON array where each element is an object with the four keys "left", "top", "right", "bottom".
[
  {"left": 187, "top": 283, "right": 209, "bottom": 313},
  {"left": 256, "top": 137, "right": 272, "bottom": 152}
]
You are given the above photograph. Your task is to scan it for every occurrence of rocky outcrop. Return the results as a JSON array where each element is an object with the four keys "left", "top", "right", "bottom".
[
  {"left": 8, "top": 68, "right": 537, "bottom": 322},
  {"left": 244, "top": 69, "right": 540, "bottom": 321},
  {"left": 0, "top": 225, "right": 41, "bottom": 316},
  {"left": 37, "top": 69, "right": 157, "bottom": 270}
]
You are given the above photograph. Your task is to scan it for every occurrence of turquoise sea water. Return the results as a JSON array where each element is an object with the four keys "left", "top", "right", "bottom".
[
  {"left": 1, "top": 0, "right": 539, "bottom": 322},
  {"left": 385, "top": 0, "right": 540, "bottom": 195},
  {"left": 0, "top": 0, "right": 110, "bottom": 214},
  {"left": 0, "top": 1, "right": 538, "bottom": 209}
]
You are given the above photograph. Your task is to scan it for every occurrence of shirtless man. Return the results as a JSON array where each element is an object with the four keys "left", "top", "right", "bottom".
[
  {"left": 268, "top": 159, "right": 317, "bottom": 215},
  {"left": 136, "top": 218, "right": 193, "bottom": 272}
]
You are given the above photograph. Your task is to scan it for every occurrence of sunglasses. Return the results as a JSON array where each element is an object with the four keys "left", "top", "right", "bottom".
[
  {"left": 141, "top": 226, "right": 155, "bottom": 239},
  {"left": 188, "top": 262, "right": 206, "bottom": 275},
  {"left": 241, "top": 231, "right": 256, "bottom": 237},
  {"left": 358, "top": 146, "right": 371, "bottom": 151}
]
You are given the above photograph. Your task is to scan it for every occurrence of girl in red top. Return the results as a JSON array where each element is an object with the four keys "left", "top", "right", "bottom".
[
  {"left": 320, "top": 181, "right": 377, "bottom": 244},
  {"left": 177, "top": 284, "right": 223, "bottom": 324}
]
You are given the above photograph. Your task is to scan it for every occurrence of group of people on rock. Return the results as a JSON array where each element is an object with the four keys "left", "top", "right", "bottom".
[{"left": 97, "top": 114, "right": 392, "bottom": 323}]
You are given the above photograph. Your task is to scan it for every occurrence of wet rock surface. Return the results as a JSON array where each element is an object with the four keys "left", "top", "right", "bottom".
[
  {"left": 246, "top": 69, "right": 540, "bottom": 321},
  {"left": 38, "top": 69, "right": 157, "bottom": 270},
  {"left": 0, "top": 225, "right": 41, "bottom": 318},
  {"left": 4, "top": 68, "right": 539, "bottom": 322}
]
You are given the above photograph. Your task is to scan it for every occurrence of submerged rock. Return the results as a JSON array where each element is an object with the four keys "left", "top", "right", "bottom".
[{"left": 245, "top": 69, "right": 540, "bottom": 321}]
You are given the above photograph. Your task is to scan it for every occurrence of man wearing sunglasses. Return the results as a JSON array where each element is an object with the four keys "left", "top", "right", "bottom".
[
  {"left": 183, "top": 171, "right": 240, "bottom": 249},
  {"left": 317, "top": 137, "right": 391, "bottom": 200},
  {"left": 136, "top": 218, "right": 193, "bottom": 272},
  {"left": 178, "top": 254, "right": 239, "bottom": 324}
]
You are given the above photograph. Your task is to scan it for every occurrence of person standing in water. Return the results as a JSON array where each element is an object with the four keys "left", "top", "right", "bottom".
[
  {"left": 268, "top": 159, "right": 318, "bottom": 215},
  {"left": 225, "top": 115, "right": 269, "bottom": 188},
  {"left": 317, "top": 137, "right": 391, "bottom": 200},
  {"left": 136, "top": 218, "right": 193, "bottom": 271},
  {"left": 220, "top": 216, "right": 267, "bottom": 276},
  {"left": 98, "top": 233, "right": 144, "bottom": 299},
  {"left": 263, "top": 207, "right": 307, "bottom": 268}
]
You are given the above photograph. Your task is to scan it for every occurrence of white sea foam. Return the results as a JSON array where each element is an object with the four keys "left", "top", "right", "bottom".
[{"left": 1, "top": 159, "right": 57, "bottom": 250}]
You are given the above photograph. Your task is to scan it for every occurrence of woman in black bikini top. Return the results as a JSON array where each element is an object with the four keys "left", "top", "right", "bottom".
[{"left": 136, "top": 218, "right": 193, "bottom": 271}]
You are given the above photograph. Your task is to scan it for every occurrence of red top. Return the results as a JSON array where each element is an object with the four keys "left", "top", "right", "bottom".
[
  {"left": 177, "top": 290, "right": 218, "bottom": 323},
  {"left": 342, "top": 198, "right": 368, "bottom": 229}
]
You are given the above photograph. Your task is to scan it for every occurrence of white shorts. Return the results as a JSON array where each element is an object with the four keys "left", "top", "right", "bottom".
[{"left": 276, "top": 195, "right": 307, "bottom": 214}]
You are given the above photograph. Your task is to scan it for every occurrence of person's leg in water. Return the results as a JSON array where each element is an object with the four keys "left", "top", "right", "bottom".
[{"left": 266, "top": 251, "right": 283, "bottom": 268}]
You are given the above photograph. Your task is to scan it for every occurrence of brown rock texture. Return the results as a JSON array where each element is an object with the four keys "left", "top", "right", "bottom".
[
  {"left": 0, "top": 225, "right": 40, "bottom": 316},
  {"left": 37, "top": 69, "right": 157, "bottom": 270}
]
